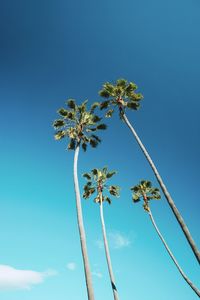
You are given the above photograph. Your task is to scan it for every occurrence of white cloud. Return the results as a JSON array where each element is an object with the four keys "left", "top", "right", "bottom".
[
  {"left": 66, "top": 262, "right": 76, "bottom": 271},
  {"left": 92, "top": 271, "right": 103, "bottom": 279},
  {"left": 109, "top": 231, "right": 130, "bottom": 249},
  {"left": 0, "top": 265, "right": 57, "bottom": 291},
  {"left": 95, "top": 231, "right": 130, "bottom": 250}
]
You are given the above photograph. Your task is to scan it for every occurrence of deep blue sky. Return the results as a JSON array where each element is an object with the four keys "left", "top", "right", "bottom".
[{"left": 0, "top": 0, "right": 199, "bottom": 299}]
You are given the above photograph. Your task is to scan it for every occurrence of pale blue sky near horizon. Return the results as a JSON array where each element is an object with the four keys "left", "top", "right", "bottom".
[{"left": 0, "top": 0, "right": 199, "bottom": 299}]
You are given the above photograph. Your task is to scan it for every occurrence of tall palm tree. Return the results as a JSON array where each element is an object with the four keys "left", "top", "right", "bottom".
[
  {"left": 83, "top": 167, "right": 120, "bottom": 300},
  {"left": 98, "top": 79, "right": 200, "bottom": 264},
  {"left": 53, "top": 99, "right": 107, "bottom": 300},
  {"left": 131, "top": 180, "right": 200, "bottom": 297}
]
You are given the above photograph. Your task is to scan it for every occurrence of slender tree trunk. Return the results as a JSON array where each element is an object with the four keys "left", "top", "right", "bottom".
[
  {"left": 73, "top": 145, "right": 95, "bottom": 300},
  {"left": 148, "top": 209, "right": 200, "bottom": 297},
  {"left": 122, "top": 112, "right": 200, "bottom": 264},
  {"left": 99, "top": 196, "right": 119, "bottom": 300}
]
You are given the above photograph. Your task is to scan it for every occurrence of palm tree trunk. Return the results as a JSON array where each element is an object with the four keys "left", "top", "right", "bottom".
[
  {"left": 73, "top": 145, "right": 95, "bottom": 300},
  {"left": 122, "top": 112, "right": 200, "bottom": 264},
  {"left": 99, "top": 196, "right": 119, "bottom": 300},
  {"left": 148, "top": 209, "right": 200, "bottom": 297}
]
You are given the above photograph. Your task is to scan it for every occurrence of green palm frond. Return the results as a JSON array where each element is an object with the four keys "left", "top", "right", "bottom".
[
  {"left": 54, "top": 99, "right": 107, "bottom": 151},
  {"left": 57, "top": 108, "right": 69, "bottom": 117},
  {"left": 83, "top": 173, "right": 92, "bottom": 180},
  {"left": 82, "top": 143, "right": 87, "bottom": 152},
  {"left": 92, "top": 115, "right": 102, "bottom": 123},
  {"left": 67, "top": 139, "right": 76, "bottom": 150},
  {"left": 54, "top": 130, "right": 66, "bottom": 140},
  {"left": 97, "top": 124, "right": 107, "bottom": 130},
  {"left": 105, "top": 196, "right": 112, "bottom": 204},
  {"left": 90, "top": 102, "right": 100, "bottom": 113},
  {"left": 67, "top": 99, "right": 76, "bottom": 109},
  {"left": 89, "top": 139, "right": 99, "bottom": 148},
  {"left": 105, "top": 109, "right": 114, "bottom": 118},
  {"left": 82, "top": 167, "right": 120, "bottom": 204},
  {"left": 53, "top": 119, "right": 65, "bottom": 129},
  {"left": 131, "top": 180, "right": 161, "bottom": 210},
  {"left": 109, "top": 185, "right": 120, "bottom": 197},
  {"left": 100, "top": 100, "right": 110, "bottom": 109},
  {"left": 99, "top": 79, "right": 143, "bottom": 113},
  {"left": 106, "top": 171, "right": 117, "bottom": 178}
]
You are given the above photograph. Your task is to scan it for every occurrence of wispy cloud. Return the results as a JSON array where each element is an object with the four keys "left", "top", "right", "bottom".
[
  {"left": 92, "top": 271, "right": 103, "bottom": 279},
  {"left": 95, "top": 231, "right": 130, "bottom": 250},
  {"left": 0, "top": 265, "right": 57, "bottom": 291},
  {"left": 66, "top": 262, "right": 76, "bottom": 271},
  {"left": 109, "top": 231, "right": 130, "bottom": 249}
]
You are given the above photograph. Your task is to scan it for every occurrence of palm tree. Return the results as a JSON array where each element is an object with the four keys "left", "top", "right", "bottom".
[
  {"left": 53, "top": 99, "right": 107, "bottom": 300},
  {"left": 83, "top": 167, "right": 120, "bottom": 300},
  {"left": 131, "top": 180, "right": 200, "bottom": 297},
  {"left": 98, "top": 79, "right": 200, "bottom": 264}
]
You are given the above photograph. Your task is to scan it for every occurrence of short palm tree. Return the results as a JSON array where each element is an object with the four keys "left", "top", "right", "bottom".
[
  {"left": 83, "top": 167, "right": 120, "bottom": 300},
  {"left": 53, "top": 99, "right": 107, "bottom": 300},
  {"left": 131, "top": 180, "right": 200, "bottom": 297},
  {"left": 99, "top": 78, "right": 200, "bottom": 264}
]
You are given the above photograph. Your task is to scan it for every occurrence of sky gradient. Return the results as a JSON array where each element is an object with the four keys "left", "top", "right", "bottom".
[{"left": 0, "top": 0, "right": 199, "bottom": 299}]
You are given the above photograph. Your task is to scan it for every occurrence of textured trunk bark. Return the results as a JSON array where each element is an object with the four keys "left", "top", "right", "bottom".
[
  {"left": 122, "top": 112, "right": 200, "bottom": 264},
  {"left": 73, "top": 145, "right": 95, "bottom": 300},
  {"left": 99, "top": 197, "right": 119, "bottom": 300},
  {"left": 148, "top": 209, "right": 200, "bottom": 297}
]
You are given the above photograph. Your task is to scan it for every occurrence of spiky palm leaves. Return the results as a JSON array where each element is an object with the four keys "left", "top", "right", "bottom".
[
  {"left": 53, "top": 99, "right": 107, "bottom": 151},
  {"left": 83, "top": 167, "right": 120, "bottom": 204},
  {"left": 131, "top": 180, "right": 200, "bottom": 297},
  {"left": 83, "top": 167, "right": 120, "bottom": 300},
  {"left": 99, "top": 79, "right": 143, "bottom": 117},
  {"left": 131, "top": 180, "right": 161, "bottom": 212}
]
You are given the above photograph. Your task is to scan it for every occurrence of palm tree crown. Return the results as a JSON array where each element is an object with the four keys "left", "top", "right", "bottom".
[
  {"left": 53, "top": 99, "right": 107, "bottom": 151},
  {"left": 131, "top": 180, "right": 161, "bottom": 212},
  {"left": 98, "top": 79, "right": 143, "bottom": 117},
  {"left": 83, "top": 167, "right": 120, "bottom": 203}
]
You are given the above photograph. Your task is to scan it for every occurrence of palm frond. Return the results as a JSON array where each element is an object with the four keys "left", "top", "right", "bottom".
[
  {"left": 92, "top": 115, "right": 102, "bottom": 123},
  {"left": 54, "top": 130, "right": 66, "bottom": 140},
  {"left": 100, "top": 100, "right": 110, "bottom": 110},
  {"left": 67, "top": 139, "right": 76, "bottom": 150},
  {"left": 127, "top": 102, "right": 140, "bottom": 110},
  {"left": 91, "top": 134, "right": 101, "bottom": 143},
  {"left": 90, "top": 102, "right": 100, "bottom": 113},
  {"left": 116, "top": 79, "right": 127, "bottom": 87},
  {"left": 97, "top": 124, "right": 107, "bottom": 130},
  {"left": 57, "top": 108, "right": 68, "bottom": 117},
  {"left": 105, "top": 196, "right": 112, "bottom": 204},
  {"left": 67, "top": 99, "right": 76, "bottom": 109},
  {"left": 99, "top": 89, "right": 110, "bottom": 98},
  {"left": 82, "top": 143, "right": 87, "bottom": 152},
  {"left": 106, "top": 171, "right": 117, "bottom": 178},
  {"left": 89, "top": 139, "right": 99, "bottom": 148},
  {"left": 105, "top": 109, "right": 114, "bottom": 118},
  {"left": 53, "top": 119, "right": 65, "bottom": 129},
  {"left": 83, "top": 173, "right": 92, "bottom": 180}
]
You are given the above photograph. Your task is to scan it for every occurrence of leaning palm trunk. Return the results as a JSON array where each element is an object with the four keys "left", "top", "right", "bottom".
[
  {"left": 148, "top": 209, "right": 200, "bottom": 297},
  {"left": 74, "top": 145, "right": 95, "bottom": 300},
  {"left": 99, "top": 196, "right": 119, "bottom": 300},
  {"left": 122, "top": 112, "right": 200, "bottom": 264}
]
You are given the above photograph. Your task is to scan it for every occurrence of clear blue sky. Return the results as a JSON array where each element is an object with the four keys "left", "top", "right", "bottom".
[{"left": 0, "top": 0, "right": 199, "bottom": 299}]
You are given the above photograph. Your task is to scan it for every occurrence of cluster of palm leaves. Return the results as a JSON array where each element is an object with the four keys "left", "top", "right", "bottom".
[
  {"left": 54, "top": 99, "right": 106, "bottom": 151},
  {"left": 131, "top": 180, "right": 161, "bottom": 212},
  {"left": 83, "top": 167, "right": 120, "bottom": 204},
  {"left": 99, "top": 79, "right": 143, "bottom": 117},
  {"left": 53, "top": 79, "right": 200, "bottom": 300}
]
